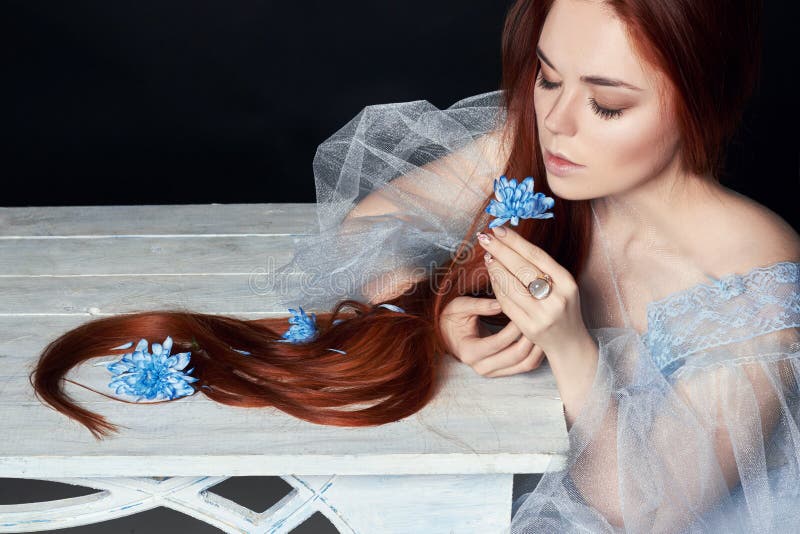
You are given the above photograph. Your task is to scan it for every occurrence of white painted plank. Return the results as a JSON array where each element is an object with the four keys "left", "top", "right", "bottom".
[
  {"left": 0, "top": 235, "right": 296, "bottom": 276},
  {"left": 0, "top": 203, "right": 318, "bottom": 237},
  {"left": 0, "top": 274, "right": 305, "bottom": 315}
]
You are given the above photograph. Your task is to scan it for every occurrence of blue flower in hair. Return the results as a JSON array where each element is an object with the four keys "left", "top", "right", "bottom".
[
  {"left": 276, "top": 305, "right": 370, "bottom": 354},
  {"left": 277, "top": 307, "right": 318, "bottom": 343},
  {"left": 106, "top": 336, "right": 199, "bottom": 401},
  {"left": 485, "top": 175, "right": 555, "bottom": 228}
]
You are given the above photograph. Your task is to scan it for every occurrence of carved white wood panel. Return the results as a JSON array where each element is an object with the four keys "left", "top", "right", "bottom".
[{"left": 0, "top": 474, "right": 513, "bottom": 533}]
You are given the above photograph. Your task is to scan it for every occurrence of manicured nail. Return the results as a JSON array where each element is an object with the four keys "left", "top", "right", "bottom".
[
  {"left": 489, "top": 300, "right": 502, "bottom": 309},
  {"left": 477, "top": 232, "right": 491, "bottom": 243},
  {"left": 491, "top": 225, "right": 506, "bottom": 237},
  {"left": 484, "top": 251, "right": 493, "bottom": 263}
]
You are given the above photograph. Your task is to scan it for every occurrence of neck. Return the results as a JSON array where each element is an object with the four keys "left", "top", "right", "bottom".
[{"left": 592, "top": 157, "right": 723, "bottom": 249}]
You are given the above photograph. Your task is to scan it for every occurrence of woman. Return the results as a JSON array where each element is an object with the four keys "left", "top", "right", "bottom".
[{"left": 32, "top": 0, "right": 799, "bottom": 531}]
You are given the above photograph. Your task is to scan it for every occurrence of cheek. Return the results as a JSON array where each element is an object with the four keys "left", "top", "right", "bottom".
[
  {"left": 534, "top": 90, "right": 681, "bottom": 198},
  {"left": 597, "top": 112, "right": 679, "bottom": 187}
]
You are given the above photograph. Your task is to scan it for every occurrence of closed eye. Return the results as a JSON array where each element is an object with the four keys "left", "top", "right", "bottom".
[{"left": 536, "top": 71, "right": 625, "bottom": 120}]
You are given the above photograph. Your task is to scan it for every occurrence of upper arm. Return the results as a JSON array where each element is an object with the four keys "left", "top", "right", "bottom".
[
  {"left": 341, "top": 125, "right": 512, "bottom": 304},
  {"left": 344, "top": 126, "right": 512, "bottom": 222},
  {"left": 671, "top": 207, "right": 800, "bottom": 495},
  {"left": 653, "top": 219, "right": 800, "bottom": 528}
]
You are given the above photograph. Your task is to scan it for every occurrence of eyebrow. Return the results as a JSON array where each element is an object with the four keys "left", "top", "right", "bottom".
[{"left": 536, "top": 46, "right": 643, "bottom": 91}]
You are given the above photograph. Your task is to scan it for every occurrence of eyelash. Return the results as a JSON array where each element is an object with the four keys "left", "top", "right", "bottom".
[{"left": 535, "top": 72, "right": 624, "bottom": 120}]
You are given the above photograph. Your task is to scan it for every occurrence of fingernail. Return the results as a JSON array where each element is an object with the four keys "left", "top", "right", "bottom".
[
  {"left": 490, "top": 300, "right": 501, "bottom": 309},
  {"left": 484, "top": 251, "right": 493, "bottom": 263},
  {"left": 491, "top": 225, "right": 506, "bottom": 237},
  {"left": 477, "top": 232, "right": 491, "bottom": 244}
]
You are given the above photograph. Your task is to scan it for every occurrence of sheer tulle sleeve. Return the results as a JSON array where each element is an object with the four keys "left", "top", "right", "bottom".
[
  {"left": 511, "top": 261, "right": 800, "bottom": 533},
  {"left": 272, "top": 90, "right": 509, "bottom": 311}
]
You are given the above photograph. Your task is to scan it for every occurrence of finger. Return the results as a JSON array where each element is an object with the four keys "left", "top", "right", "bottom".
[
  {"left": 444, "top": 296, "right": 504, "bottom": 316},
  {"left": 483, "top": 251, "right": 535, "bottom": 321},
  {"left": 482, "top": 226, "right": 573, "bottom": 289},
  {"left": 471, "top": 334, "right": 535, "bottom": 376},
  {"left": 460, "top": 321, "right": 523, "bottom": 366},
  {"left": 477, "top": 231, "right": 545, "bottom": 292},
  {"left": 470, "top": 297, "right": 504, "bottom": 316},
  {"left": 470, "top": 318, "right": 523, "bottom": 355},
  {"left": 491, "top": 225, "right": 572, "bottom": 283},
  {"left": 485, "top": 344, "right": 546, "bottom": 378}
]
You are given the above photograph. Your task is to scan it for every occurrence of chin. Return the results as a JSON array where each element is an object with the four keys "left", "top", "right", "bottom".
[
  {"left": 544, "top": 176, "right": 573, "bottom": 199},
  {"left": 548, "top": 184, "right": 592, "bottom": 202},
  {"left": 545, "top": 171, "right": 599, "bottom": 202}
]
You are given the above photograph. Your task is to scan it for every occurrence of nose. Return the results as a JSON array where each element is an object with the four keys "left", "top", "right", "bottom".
[{"left": 542, "top": 87, "right": 579, "bottom": 137}]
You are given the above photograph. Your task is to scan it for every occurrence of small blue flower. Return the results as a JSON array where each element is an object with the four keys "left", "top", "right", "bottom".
[
  {"left": 276, "top": 307, "right": 318, "bottom": 343},
  {"left": 275, "top": 306, "right": 347, "bottom": 354},
  {"left": 106, "top": 336, "right": 199, "bottom": 401},
  {"left": 485, "top": 175, "right": 555, "bottom": 229}
]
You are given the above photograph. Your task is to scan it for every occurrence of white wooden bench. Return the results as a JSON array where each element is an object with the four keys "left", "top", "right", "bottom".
[{"left": 0, "top": 203, "right": 568, "bottom": 533}]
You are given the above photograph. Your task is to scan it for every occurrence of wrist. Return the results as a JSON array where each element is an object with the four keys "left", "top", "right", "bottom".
[
  {"left": 545, "top": 330, "right": 600, "bottom": 428},
  {"left": 546, "top": 329, "right": 597, "bottom": 369}
]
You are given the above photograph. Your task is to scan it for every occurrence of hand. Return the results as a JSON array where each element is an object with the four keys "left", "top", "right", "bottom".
[
  {"left": 438, "top": 295, "right": 546, "bottom": 378},
  {"left": 476, "top": 225, "right": 590, "bottom": 357}
]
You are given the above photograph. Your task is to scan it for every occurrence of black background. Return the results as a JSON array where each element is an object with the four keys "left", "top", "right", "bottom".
[{"left": 2, "top": 1, "right": 797, "bottom": 232}]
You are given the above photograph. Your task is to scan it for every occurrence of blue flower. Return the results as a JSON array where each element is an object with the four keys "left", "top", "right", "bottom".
[
  {"left": 485, "top": 175, "right": 555, "bottom": 229},
  {"left": 106, "top": 336, "right": 199, "bottom": 401},
  {"left": 277, "top": 307, "right": 318, "bottom": 343},
  {"left": 276, "top": 307, "right": 348, "bottom": 354}
]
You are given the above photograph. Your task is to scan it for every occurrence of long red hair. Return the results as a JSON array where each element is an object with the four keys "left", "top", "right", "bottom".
[{"left": 30, "top": 0, "right": 763, "bottom": 439}]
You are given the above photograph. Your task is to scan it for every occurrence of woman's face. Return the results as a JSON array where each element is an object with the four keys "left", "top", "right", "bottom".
[{"left": 533, "top": 0, "right": 682, "bottom": 201}]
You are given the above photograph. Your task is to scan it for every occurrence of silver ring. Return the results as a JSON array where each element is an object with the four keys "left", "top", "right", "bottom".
[{"left": 527, "top": 273, "right": 553, "bottom": 300}]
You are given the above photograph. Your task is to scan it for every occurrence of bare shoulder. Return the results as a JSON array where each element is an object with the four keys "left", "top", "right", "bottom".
[{"left": 707, "top": 185, "right": 800, "bottom": 274}]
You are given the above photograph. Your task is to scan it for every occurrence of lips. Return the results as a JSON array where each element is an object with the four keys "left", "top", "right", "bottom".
[
  {"left": 545, "top": 149, "right": 581, "bottom": 166},
  {"left": 543, "top": 148, "right": 586, "bottom": 177}
]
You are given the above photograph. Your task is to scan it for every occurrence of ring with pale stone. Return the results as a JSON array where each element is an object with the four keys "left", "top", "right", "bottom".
[{"left": 527, "top": 273, "right": 553, "bottom": 300}]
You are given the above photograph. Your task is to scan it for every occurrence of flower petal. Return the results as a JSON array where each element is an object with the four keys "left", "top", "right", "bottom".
[
  {"left": 134, "top": 338, "right": 149, "bottom": 353},
  {"left": 171, "top": 352, "right": 191, "bottom": 370},
  {"left": 162, "top": 336, "right": 173, "bottom": 356}
]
